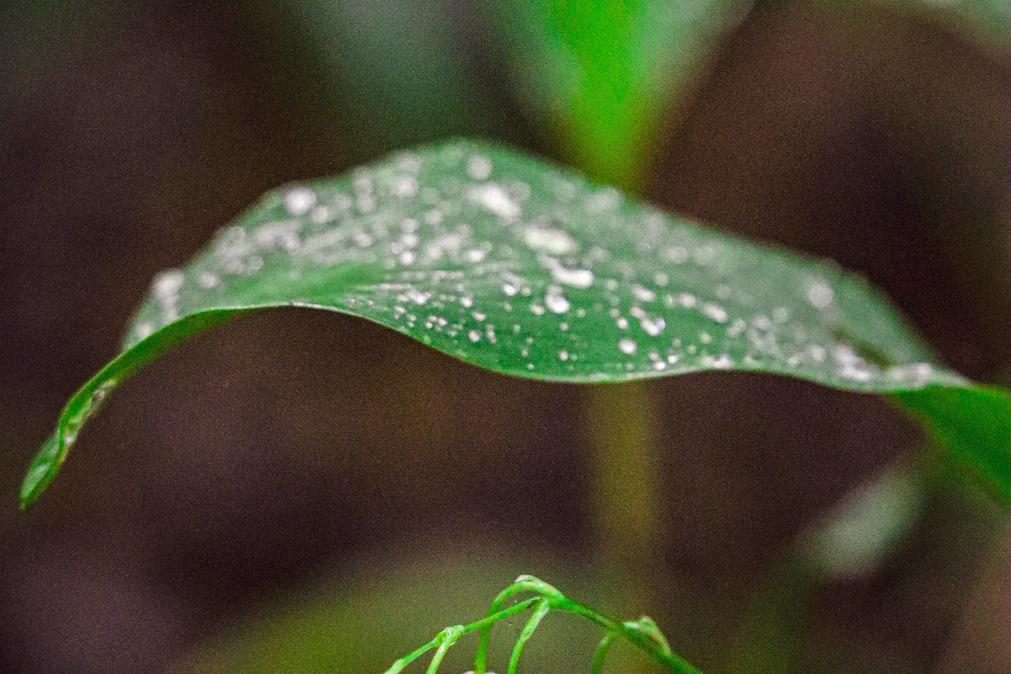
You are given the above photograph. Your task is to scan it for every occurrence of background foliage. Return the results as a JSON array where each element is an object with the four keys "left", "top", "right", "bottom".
[{"left": 0, "top": 1, "right": 1007, "bottom": 672}]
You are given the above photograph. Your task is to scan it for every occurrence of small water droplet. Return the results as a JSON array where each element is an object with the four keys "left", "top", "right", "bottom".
[
  {"left": 806, "top": 279, "right": 835, "bottom": 309},
  {"left": 543, "top": 257, "right": 594, "bottom": 288},
  {"left": 703, "top": 353, "right": 734, "bottom": 369},
  {"left": 631, "top": 284, "right": 656, "bottom": 302},
  {"left": 701, "top": 303, "right": 728, "bottom": 324},
  {"left": 640, "top": 316, "right": 665, "bottom": 336},
  {"left": 152, "top": 269, "right": 184, "bottom": 300},
  {"left": 544, "top": 286, "right": 571, "bottom": 314},
  {"left": 283, "top": 186, "right": 316, "bottom": 216},
  {"left": 197, "top": 271, "right": 220, "bottom": 289},
  {"left": 391, "top": 175, "right": 418, "bottom": 198},
  {"left": 406, "top": 289, "right": 431, "bottom": 305},
  {"left": 467, "top": 154, "right": 493, "bottom": 180},
  {"left": 618, "top": 338, "right": 638, "bottom": 355}
]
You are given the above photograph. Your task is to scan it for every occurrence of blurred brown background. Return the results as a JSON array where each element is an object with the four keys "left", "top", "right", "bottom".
[{"left": 1, "top": 1, "right": 1008, "bottom": 672}]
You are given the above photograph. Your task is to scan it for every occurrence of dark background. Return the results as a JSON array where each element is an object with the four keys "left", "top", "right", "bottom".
[{"left": 1, "top": 1, "right": 1008, "bottom": 672}]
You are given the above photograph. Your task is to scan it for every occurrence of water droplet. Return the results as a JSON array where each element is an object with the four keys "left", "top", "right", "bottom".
[
  {"left": 640, "top": 316, "right": 665, "bottom": 336},
  {"left": 558, "top": 350, "right": 570, "bottom": 361},
  {"left": 543, "top": 257, "right": 594, "bottom": 288},
  {"left": 631, "top": 284, "right": 656, "bottom": 302},
  {"left": 468, "top": 329, "right": 481, "bottom": 343},
  {"left": 152, "top": 269, "right": 184, "bottom": 300},
  {"left": 703, "top": 353, "right": 734, "bottom": 369},
  {"left": 701, "top": 303, "right": 728, "bottom": 324},
  {"left": 197, "top": 271, "right": 220, "bottom": 289},
  {"left": 406, "top": 289, "right": 431, "bottom": 305},
  {"left": 676, "top": 292, "right": 697, "bottom": 308},
  {"left": 618, "top": 338, "right": 638, "bottom": 355},
  {"left": 885, "top": 362, "right": 934, "bottom": 384},
  {"left": 630, "top": 306, "right": 665, "bottom": 336},
  {"left": 391, "top": 175, "right": 418, "bottom": 198},
  {"left": 524, "top": 226, "right": 577, "bottom": 255},
  {"left": 544, "top": 286, "right": 571, "bottom": 314},
  {"left": 806, "top": 279, "right": 835, "bottom": 309},
  {"left": 469, "top": 183, "right": 520, "bottom": 219},
  {"left": 283, "top": 186, "right": 316, "bottom": 216},
  {"left": 467, "top": 155, "right": 493, "bottom": 180}
]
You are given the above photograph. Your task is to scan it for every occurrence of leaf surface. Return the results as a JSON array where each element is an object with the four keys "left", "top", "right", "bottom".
[{"left": 20, "top": 140, "right": 1009, "bottom": 507}]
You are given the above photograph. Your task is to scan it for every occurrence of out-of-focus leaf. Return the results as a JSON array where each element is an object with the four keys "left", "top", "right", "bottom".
[
  {"left": 494, "top": 0, "right": 753, "bottom": 184},
  {"left": 280, "top": 0, "right": 487, "bottom": 152},
  {"left": 20, "top": 139, "right": 1009, "bottom": 507}
]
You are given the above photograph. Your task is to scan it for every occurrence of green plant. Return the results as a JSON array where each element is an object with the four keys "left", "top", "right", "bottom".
[
  {"left": 17, "top": 1, "right": 1009, "bottom": 671},
  {"left": 19, "top": 139, "right": 1009, "bottom": 508},
  {"left": 383, "top": 575, "right": 697, "bottom": 674}
]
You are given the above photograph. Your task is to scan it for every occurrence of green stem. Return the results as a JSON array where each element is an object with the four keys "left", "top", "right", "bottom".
[
  {"left": 392, "top": 576, "right": 700, "bottom": 673},
  {"left": 387, "top": 600, "right": 538, "bottom": 674},
  {"left": 592, "top": 632, "right": 619, "bottom": 673},
  {"left": 507, "top": 598, "right": 552, "bottom": 674},
  {"left": 425, "top": 626, "right": 464, "bottom": 674},
  {"left": 585, "top": 384, "right": 661, "bottom": 613},
  {"left": 466, "top": 576, "right": 696, "bottom": 674}
]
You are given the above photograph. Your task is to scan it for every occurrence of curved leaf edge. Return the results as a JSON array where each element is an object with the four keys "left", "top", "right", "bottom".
[{"left": 20, "top": 303, "right": 1009, "bottom": 509}]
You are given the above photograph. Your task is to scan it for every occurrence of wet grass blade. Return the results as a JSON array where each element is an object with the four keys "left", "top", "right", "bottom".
[{"left": 20, "top": 139, "right": 1009, "bottom": 507}]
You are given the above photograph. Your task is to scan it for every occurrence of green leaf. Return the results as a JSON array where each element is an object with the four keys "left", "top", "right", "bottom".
[
  {"left": 279, "top": 0, "right": 488, "bottom": 152},
  {"left": 20, "top": 139, "right": 1009, "bottom": 507},
  {"left": 495, "top": 0, "right": 751, "bottom": 185}
]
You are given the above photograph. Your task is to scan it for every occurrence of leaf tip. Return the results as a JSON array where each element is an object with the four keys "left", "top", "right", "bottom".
[{"left": 19, "top": 434, "right": 61, "bottom": 510}]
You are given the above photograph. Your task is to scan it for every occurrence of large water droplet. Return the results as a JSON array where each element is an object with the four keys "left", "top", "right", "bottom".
[
  {"left": 283, "top": 186, "right": 316, "bottom": 216},
  {"left": 524, "top": 226, "right": 577, "bottom": 255},
  {"left": 469, "top": 183, "right": 520, "bottom": 219}
]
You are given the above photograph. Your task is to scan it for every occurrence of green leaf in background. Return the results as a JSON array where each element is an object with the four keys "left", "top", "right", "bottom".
[
  {"left": 496, "top": 0, "right": 752, "bottom": 185},
  {"left": 20, "top": 139, "right": 1009, "bottom": 507},
  {"left": 280, "top": 0, "right": 487, "bottom": 152}
]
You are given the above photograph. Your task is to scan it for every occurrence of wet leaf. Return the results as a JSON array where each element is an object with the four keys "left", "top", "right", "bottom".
[{"left": 20, "top": 139, "right": 1009, "bottom": 507}]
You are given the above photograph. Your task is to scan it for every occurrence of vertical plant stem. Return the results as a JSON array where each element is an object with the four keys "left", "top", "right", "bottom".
[{"left": 585, "top": 383, "right": 662, "bottom": 638}]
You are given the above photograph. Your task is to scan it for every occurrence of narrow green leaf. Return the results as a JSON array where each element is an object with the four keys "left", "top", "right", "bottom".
[
  {"left": 495, "top": 0, "right": 751, "bottom": 184},
  {"left": 20, "top": 139, "right": 1009, "bottom": 507}
]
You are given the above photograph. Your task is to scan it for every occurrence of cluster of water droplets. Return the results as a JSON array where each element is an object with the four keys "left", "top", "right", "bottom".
[{"left": 125, "top": 140, "right": 948, "bottom": 390}]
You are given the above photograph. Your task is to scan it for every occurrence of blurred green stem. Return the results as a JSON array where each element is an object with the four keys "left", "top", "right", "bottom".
[{"left": 585, "top": 384, "right": 661, "bottom": 619}]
